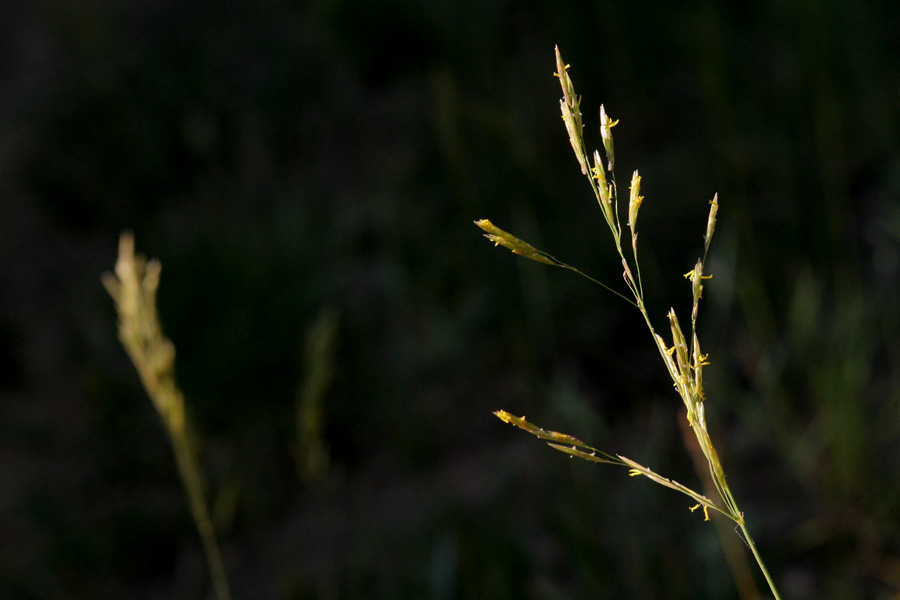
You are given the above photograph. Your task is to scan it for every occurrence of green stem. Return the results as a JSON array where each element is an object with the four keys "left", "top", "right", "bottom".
[{"left": 739, "top": 523, "right": 782, "bottom": 600}]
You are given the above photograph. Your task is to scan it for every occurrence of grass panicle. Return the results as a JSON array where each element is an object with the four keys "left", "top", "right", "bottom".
[
  {"left": 103, "top": 233, "right": 232, "bottom": 600},
  {"left": 478, "top": 47, "right": 782, "bottom": 599}
]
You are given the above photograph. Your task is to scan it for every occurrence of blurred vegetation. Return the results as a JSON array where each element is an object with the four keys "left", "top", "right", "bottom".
[{"left": 1, "top": 0, "right": 900, "bottom": 598}]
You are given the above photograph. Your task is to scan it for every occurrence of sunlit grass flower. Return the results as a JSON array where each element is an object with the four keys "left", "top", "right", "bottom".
[{"left": 476, "top": 47, "right": 782, "bottom": 600}]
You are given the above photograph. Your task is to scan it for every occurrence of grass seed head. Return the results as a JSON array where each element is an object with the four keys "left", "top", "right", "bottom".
[
  {"left": 474, "top": 219, "right": 556, "bottom": 266},
  {"left": 704, "top": 193, "right": 719, "bottom": 256},
  {"left": 599, "top": 105, "right": 618, "bottom": 171},
  {"left": 628, "top": 170, "right": 643, "bottom": 231}
]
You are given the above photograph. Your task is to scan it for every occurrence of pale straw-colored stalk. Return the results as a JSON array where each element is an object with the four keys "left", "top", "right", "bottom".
[
  {"left": 103, "top": 233, "right": 232, "bottom": 600},
  {"left": 476, "top": 47, "right": 782, "bottom": 599}
]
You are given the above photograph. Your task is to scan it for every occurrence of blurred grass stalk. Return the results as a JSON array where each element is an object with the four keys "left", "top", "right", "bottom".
[
  {"left": 477, "top": 47, "right": 782, "bottom": 599},
  {"left": 103, "top": 233, "right": 232, "bottom": 600},
  {"left": 294, "top": 306, "right": 339, "bottom": 483}
]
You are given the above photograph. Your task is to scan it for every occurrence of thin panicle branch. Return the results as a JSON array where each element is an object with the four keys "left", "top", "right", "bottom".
[{"left": 474, "top": 219, "right": 637, "bottom": 306}]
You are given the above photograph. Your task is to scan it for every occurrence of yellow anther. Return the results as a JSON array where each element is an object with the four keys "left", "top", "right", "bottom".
[{"left": 689, "top": 503, "right": 711, "bottom": 521}]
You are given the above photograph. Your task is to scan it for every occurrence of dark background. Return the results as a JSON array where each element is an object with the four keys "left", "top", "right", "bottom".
[{"left": 2, "top": 0, "right": 900, "bottom": 598}]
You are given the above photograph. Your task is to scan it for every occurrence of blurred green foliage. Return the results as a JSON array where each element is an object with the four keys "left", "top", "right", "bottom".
[{"left": 2, "top": 0, "right": 900, "bottom": 598}]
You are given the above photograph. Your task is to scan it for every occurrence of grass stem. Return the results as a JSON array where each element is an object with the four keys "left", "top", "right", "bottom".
[{"left": 103, "top": 233, "right": 233, "bottom": 600}]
